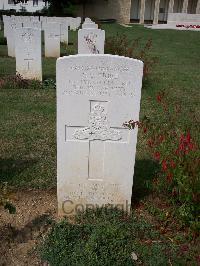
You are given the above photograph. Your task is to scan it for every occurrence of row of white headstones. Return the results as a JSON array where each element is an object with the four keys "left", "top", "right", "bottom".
[
  {"left": 2, "top": 15, "right": 105, "bottom": 81},
  {"left": 3, "top": 16, "right": 144, "bottom": 215}
]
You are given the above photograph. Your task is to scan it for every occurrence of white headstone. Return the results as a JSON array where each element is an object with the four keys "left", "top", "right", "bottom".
[
  {"left": 24, "top": 21, "right": 42, "bottom": 30},
  {"left": 78, "top": 29, "right": 105, "bottom": 54},
  {"left": 84, "top": 18, "right": 92, "bottom": 23},
  {"left": 82, "top": 22, "right": 98, "bottom": 29},
  {"left": 14, "top": 16, "right": 22, "bottom": 23},
  {"left": 15, "top": 27, "right": 42, "bottom": 81},
  {"left": 82, "top": 18, "right": 98, "bottom": 29},
  {"left": 76, "top": 17, "right": 82, "bottom": 28},
  {"left": 40, "top": 16, "right": 47, "bottom": 28},
  {"left": 20, "top": 16, "right": 31, "bottom": 24},
  {"left": 7, "top": 20, "right": 23, "bottom": 57},
  {"left": 3, "top": 16, "right": 10, "bottom": 37},
  {"left": 44, "top": 23, "right": 60, "bottom": 58},
  {"left": 30, "top": 16, "right": 39, "bottom": 22},
  {"left": 57, "top": 54, "right": 143, "bottom": 216},
  {"left": 60, "top": 22, "right": 69, "bottom": 43},
  {"left": 47, "top": 17, "right": 57, "bottom": 23},
  {"left": 69, "top": 17, "right": 76, "bottom": 31}
]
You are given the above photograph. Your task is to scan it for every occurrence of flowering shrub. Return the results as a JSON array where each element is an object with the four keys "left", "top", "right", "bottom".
[
  {"left": 124, "top": 91, "right": 200, "bottom": 230},
  {"left": 176, "top": 24, "right": 200, "bottom": 29},
  {"left": 0, "top": 74, "right": 42, "bottom": 89},
  {"left": 0, "top": 74, "right": 56, "bottom": 90},
  {"left": 105, "top": 34, "right": 157, "bottom": 78}
]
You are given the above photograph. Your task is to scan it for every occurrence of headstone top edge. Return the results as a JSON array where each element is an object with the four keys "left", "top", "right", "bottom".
[{"left": 56, "top": 54, "right": 144, "bottom": 66}]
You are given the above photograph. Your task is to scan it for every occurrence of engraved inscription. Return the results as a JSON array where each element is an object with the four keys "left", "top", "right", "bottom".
[
  {"left": 22, "top": 32, "right": 34, "bottom": 43},
  {"left": 66, "top": 183, "right": 122, "bottom": 202},
  {"left": 63, "top": 64, "right": 135, "bottom": 97}
]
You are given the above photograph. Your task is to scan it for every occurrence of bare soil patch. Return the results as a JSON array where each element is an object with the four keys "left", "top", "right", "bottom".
[{"left": 0, "top": 189, "right": 57, "bottom": 266}]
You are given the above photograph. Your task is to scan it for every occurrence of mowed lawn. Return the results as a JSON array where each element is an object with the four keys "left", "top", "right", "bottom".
[{"left": 0, "top": 24, "right": 200, "bottom": 189}]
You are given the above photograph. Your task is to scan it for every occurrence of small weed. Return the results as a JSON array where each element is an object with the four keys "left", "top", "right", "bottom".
[{"left": 42, "top": 79, "right": 56, "bottom": 89}]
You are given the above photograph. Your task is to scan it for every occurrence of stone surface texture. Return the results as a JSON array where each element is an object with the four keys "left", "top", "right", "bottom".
[
  {"left": 15, "top": 27, "right": 42, "bottom": 81},
  {"left": 57, "top": 54, "right": 143, "bottom": 216},
  {"left": 78, "top": 29, "right": 105, "bottom": 54},
  {"left": 44, "top": 23, "right": 60, "bottom": 58}
]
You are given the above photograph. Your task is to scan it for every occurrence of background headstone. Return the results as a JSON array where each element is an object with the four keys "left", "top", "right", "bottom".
[
  {"left": 44, "top": 23, "right": 60, "bottom": 58},
  {"left": 15, "top": 27, "right": 42, "bottom": 81},
  {"left": 7, "top": 20, "right": 22, "bottom": 57},
  {"left": 60, "top": 22, "right": 69, "bottom": 43},
  {"left": 82, "top": 18, "right": 98, "bottom": 29},
  {"left": 24, "top": 21, "right": 42, "bottom": 30},
  {"left": 57, "top": 54, "right": 143, "bottom": 216},
  {"left": 78, "top": 29, "right": 105, "bottom": 54},
  {"left": 3, "top": 15, "right": 10, "bottom": 38}
]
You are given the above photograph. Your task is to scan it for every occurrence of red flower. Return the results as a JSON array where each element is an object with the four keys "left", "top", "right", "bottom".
[
  {"left": 172, "top": 188, "right": 177, "bottom": 197},
  {"left": 147, "top": 139, "right": 154, "bottom": 148},
  {"left": 153, "top": 151, "right": 161, "bottom": 161},
  {"left": 162, "top": 160, "right": 168, "bottom": 172},
  {"left": 143, "top": 127, "right": 147, "bottom": 133},
  {"left": 186, "top": 132, "right": 191, "bottom": 143},
  {"left": 175, "top": 149, "right": 179, "bottom": 156},
  {"left": 188, "top": 142, "right": 194, "bottom": 150},
  {"left": 180, "top": 134, "right": 185, "bottom": 142},
  {"left": 180, "top": 244, "right": 189, "bottom": 253},
  {"left": 156, "top": 94, "right": 162, "bottom": 103},
  {"left": 166, "top": 172, "right": 173, "bottom": 182},
  {"left": 179, "top": 143, "right": 185, "bottom": 151},
  {"left": 177, "top": 132, "right": 195, "bottom": 155},
  {"left": 158, "top": 135, "right": 165, "bottom": 143},
  {"left": 170, "top": 160, "right": 176, "bottom": 169}
]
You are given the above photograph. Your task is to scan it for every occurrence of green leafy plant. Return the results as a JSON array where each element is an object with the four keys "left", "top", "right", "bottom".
[
  {"left": 42, "top": 79, "right": 56, "bottom": 89},
  {"left": 0, "top": 75, "right": 57, "bottom": 90},
  {"left": 124, "top": 91, "right": 200, "bottom": 231},
  {"left": 0, "top": 74, "right": 42, "bottom": 89},
  {"left": 105, "top": 34, "right": 157, "bottom": 78},
  {"left": 40, "top": 208, "right": 187, "bottom": 265}
]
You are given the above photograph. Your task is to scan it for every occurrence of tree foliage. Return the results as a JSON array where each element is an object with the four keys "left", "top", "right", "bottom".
[{"left": 11, "top": 0, "right": 94, "bottom": 17}]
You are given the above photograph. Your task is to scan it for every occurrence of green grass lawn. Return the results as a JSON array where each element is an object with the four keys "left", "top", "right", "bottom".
[
  {"left": 0, "top": 24, "right": 199, "bottom": 188},
  {"left": 0, "top": 24, "right": 199, "bottom": 265}
]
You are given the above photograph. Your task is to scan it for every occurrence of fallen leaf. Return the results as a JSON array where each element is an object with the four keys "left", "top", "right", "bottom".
[{"left": 131, "top": 251, "right": 138, "bottom": 261}]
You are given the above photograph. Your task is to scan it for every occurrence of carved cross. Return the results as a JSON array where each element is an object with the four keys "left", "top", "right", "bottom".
[
  {"left": 65, "top": 101, "right": 124, "bottom": 181},
  {"left": 24, "top": 52, "right": 34, "bottom": 70}
]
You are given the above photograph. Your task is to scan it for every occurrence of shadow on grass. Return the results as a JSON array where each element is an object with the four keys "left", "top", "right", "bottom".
[
  {"left": 0, "top": 158, "right": 38, "bottom": 183},
  {"left": 0, "top": 213, "right": 53, "bottom": 244},
  {"left": 132, "top": 159, "right": 159, "bottom": 206}
]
